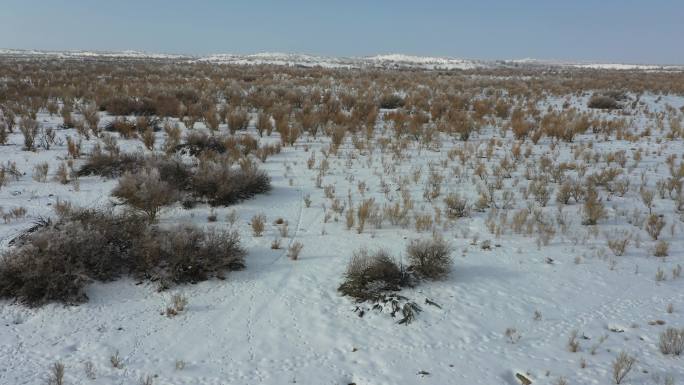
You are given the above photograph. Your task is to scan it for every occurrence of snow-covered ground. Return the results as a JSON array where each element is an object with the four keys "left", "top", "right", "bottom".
[{"left": 1, "top": 89, "right": 684, "bottom": 385}]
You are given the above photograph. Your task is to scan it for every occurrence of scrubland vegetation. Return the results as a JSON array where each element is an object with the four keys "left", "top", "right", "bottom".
[{"left": 1, "top": 55, "right": 684, "bottom": 384}]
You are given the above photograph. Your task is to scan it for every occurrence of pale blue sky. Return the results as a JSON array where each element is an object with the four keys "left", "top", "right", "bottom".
[{"left": 1, "top": 0, "right": 681, "bottom": 64}]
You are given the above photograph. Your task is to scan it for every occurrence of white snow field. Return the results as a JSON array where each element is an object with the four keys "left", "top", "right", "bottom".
[{"left": 1, "top": 57, "right": 684, "bottom": 385}]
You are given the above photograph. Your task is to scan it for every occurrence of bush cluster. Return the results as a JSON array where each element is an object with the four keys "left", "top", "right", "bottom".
[
  {"left": 339, "top": 238, "right": 452, "bottom": 302},
  {"left": 0, "top": 208, "right": 245, "bottom": 306}
]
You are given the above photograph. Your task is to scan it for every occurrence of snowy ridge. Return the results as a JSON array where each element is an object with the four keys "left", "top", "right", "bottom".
[
  {"left": 0, "top": 49, "right": 187, "bottom": 60},
  {"left": 1, "top": 48, "right": 683, "bottom": 71}
]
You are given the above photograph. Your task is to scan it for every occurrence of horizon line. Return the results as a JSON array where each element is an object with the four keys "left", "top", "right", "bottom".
[{"left": 1, "top": 47, "right": 683, "bottom": 67}]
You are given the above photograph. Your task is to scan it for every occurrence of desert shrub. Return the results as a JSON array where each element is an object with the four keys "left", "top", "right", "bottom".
[
  {"left": 81, "top": 103, "right": 100, "bottom": 135},
  {"left": 176, "top": 131, "right": 226, "bottom": 156},
  {"left": 406, "top": 237, "right": 452, "bottom": 279},
  {"left": 530, "top": 179, "right": 552, "bottom": 207},
  {"left": 32, "top": 162, "right": 49, "bottom": 182},
  {"left": 38, "top": 127, "right": 57, "bottom": 150},
  {"left": 356, "top": 198, "right": 375, "bottom": 233},
  {"left": 659, "top": 328, "right": 684, "bottom": 355},
  {"left": 165, "top": 293, "right": 188, "bottom": 317},
  {"left": 80, "top": 150, "right": 270, "bottom": 207},
  {"left": 338, "top": 249, "right": 410, "bottom": 302},
  {"left": 227, "top": 109, "right": 250, "bottom": 134},
  {"left": 384, "top": 202, "right": 409, "bottom": 227},
  {"left": 444, "top": 193, "right": 469, "bottom": 219},
  {"left": 256, "top": 112, "right": 272, "bottom": 137},
  {"left": 19, "top": 117, "right": 39, "bottom": 151},
  {"left": 646, "top": 214, "right": 666, "bottom": 240},
  {"left": 163, "top": 122, "right": 182, "bottom": 154},
  {"left": 556, "top": 181, "right": 573, "bottom": 204},
  {"left": 251, "top": 214, "right": 266, "bottom": 236},
  {"left": 105, "top": 118, "right": 138, "bottom": 138},
  {"left": 582, "top": 188, "right": 606, "bottom": 225},
  {"left": 611, "top": 351, "right": 635, "bottom": 384},
  {"left": 156, "top": 226, "right": 245, "bottom": 284},
  {"left": 204, "top": 108, "right": 220, "bottom": 131},
  {"left": 607, "top": 232, "right": 630, "bottom": 256},
  {"left": 588, "top": 94, "right": 619, "bottom": 110},
  {"left": 0, "top": 121, "right": 7, "bottom": 145},
  {"left": 379, "top": 94, "right": 405, "bottom": 109},
  {"left": 654, "top": 240, "right": 669, "bottom": 257},
  {"left": 0, "top": 208, "right": 245, "bottom": 306},
  {"left": 142, "top": 127, "right": 155, "bottom": 150},
  {"left": 189, "top": 160, "right": 271, "bottom": 206},
  {"left": 78, "top": 150, "right": 147, "bottom": 178},
  {"left": 287, "top": 241, "right": 304, "bottom": 260},
  {"left": 47, "top": 362, "right": 65, "bottom": 385},
  {"left": 112, "top": 168, "right": 179, "bottom": 221}
]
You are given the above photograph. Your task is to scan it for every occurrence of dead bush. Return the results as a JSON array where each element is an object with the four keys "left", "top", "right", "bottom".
[{"left": 406, "top": 237, "right": 452, "bottom": 280}]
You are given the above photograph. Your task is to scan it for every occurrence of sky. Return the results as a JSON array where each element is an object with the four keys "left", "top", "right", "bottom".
[{"left": 1, "top": 0, "right": 682, "bottom": 64}]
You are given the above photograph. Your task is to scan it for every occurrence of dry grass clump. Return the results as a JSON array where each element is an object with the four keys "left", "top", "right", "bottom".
[{"left": 0, "top": 207, "right": 245, "bottom": 306}]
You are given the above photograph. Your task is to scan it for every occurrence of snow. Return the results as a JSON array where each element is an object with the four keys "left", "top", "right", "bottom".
[{"left": 1, "top": 91, "right": 684, "bottom": 384}]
